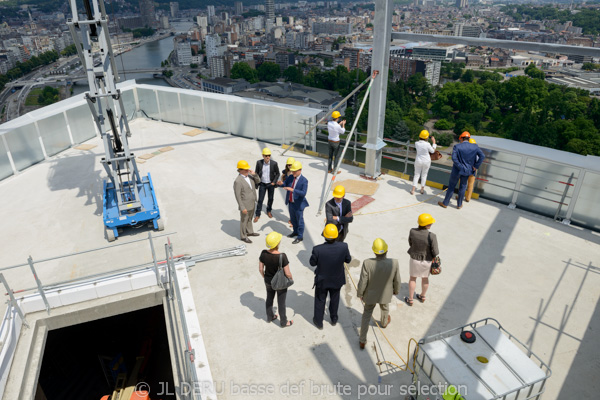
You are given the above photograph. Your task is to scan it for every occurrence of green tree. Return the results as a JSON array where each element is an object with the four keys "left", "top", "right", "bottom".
[
  {"left": 525, "top": 64, "right": 545, "bottom": 80},
  {"left": 231, "top": 62, "right": 258, "bottom": 83},
  {"left": 282, "top": 66, "right": 304, "bottom": 84},
  {"left": 190, "top": 63, "right": 198, "bottom": 69},
  {"left": 162, "top": 69, "right": 173, "bottom": 78},
  {"left": 461, "top": 69, "right": 474, "bottom": 83},
  {"left": 434, "top": 119, "right": 453, "bottom": 130},
  {"left": 582, "top": 63, "right": 600, "bottom": 71},
  {"left": 257, "top": 62, "right": 280, "bottom": 82},
  {"left": 390, "top": 120, "right": 411, "bottom": 142}
]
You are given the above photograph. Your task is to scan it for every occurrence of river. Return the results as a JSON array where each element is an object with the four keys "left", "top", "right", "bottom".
[{"left": 72, "top": 21, "right": 195, "bottom": 96}]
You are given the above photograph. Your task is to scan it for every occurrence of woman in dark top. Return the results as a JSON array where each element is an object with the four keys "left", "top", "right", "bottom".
[
  {"left": 405, "top": 213, "right": 439, "bottom": 306},
  {"left": 259, "top": 231, "right": 294, "bottom": 327}
]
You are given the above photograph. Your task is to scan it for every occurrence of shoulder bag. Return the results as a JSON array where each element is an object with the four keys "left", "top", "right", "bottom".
[
  {"left": 429, "top": 150, "right": 443, "bottom": 161},
  {"left": 428, "top": 232, "right": 442, "bottom": 275},
  {"left": 271, "top": 254, "right": 294, "bottom": 290}
]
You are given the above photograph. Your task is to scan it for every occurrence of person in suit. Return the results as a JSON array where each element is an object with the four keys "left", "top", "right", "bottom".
[
  {"left": 278, "top": 161, "right": 308, "bottom": 244},
  {"left": 254, "top": 148, "right": 280, "bottom": 223},
  {"left": 357, "top": 238, "right": 400, "bottom": 349},
  {"left": 233, "top": 160, "right": 260, "bottom": 243},
  {"left": 325, "top": 185, "right": 353, "bottom": 242},
  {"left": 309, "top": 224, "right": 352, "bottom": 329},
  {"left": 439, "top": 131, "right": 485, "bottom": 210}
]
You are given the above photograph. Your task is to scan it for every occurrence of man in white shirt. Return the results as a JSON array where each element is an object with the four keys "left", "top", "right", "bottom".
[
  {"left": 253, "top": 148, "right": 280, "bottom": 223},
  {"left": 327, "top": 111, "right": 346, "bottom": 173}
]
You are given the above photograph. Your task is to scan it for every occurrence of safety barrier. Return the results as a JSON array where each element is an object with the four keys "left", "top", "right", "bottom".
[
  {"left": 0, "top": 80, "right": 319, "bottom": 181},
  {"left": 313, "top": 131, "right": 599, "bottom": 232}
]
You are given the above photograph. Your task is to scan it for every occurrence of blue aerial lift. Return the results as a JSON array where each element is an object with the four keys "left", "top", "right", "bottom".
[{"left": 67, "top": 0, "right": 163, "bottom": 241}]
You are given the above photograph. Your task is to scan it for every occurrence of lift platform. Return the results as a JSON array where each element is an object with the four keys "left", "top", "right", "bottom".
[{"left": 67, "top": 0, "right": 163, "bottom": 241}]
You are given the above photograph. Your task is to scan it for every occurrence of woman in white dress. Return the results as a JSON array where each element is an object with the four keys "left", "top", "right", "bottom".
[{"left": 411, "top": 130, "right": 437, "bottom": 195}]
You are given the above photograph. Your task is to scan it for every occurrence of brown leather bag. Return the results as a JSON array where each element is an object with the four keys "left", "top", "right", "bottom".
[{"left": 429, "top": 150, "right": 443, "bottom": 161}]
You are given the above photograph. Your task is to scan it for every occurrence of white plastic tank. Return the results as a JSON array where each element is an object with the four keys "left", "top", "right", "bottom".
[{"left": 413, "top": 318, "right": 551, "bottom": 400}]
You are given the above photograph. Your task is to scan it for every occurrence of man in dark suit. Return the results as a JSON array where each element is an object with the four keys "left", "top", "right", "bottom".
[
  {"left": 279, "top": 161, "right": 308, "bottom": 244},
  {"left": 325, "top": 185, "right": 353, "bottom": 242},
  {"left": 309, "top": 224, "right": 352, "bottom": 329},
  {"left": 254, "top": 148, "right": 280, "bottom": 223},
  {"left": 439, "top": 131, "right": 485, "bottom": 210}
]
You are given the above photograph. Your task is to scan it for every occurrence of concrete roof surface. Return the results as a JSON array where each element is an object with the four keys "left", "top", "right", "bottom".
[{"left": 0, "top": 119, "right": 599, "bottom": 399}]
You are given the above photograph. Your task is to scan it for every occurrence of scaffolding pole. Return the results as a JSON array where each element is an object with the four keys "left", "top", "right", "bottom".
[
  {"left": 317, "top": 71, "right": 378, "bottom": 216},
  {"left": 281, "top": 73, "right": 375, "bottom": 157}
]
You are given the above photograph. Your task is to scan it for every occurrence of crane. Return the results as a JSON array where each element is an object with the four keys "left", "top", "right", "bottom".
[{"left": 67, "top": 0, "right": 163, "bottom": 241}]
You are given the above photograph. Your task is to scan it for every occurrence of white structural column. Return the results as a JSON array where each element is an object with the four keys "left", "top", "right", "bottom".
[{"left": 364, "top": 0, "right": 393, "bottom": 178}]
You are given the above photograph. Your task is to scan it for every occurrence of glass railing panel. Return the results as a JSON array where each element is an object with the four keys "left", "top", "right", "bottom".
[
  {"left": 518, "top": 158, "right": 579, "bottom": 217},
  {"left": 477, "top": 149, "right": 521, "bottom": 204},
  {"left": 5, "top": 123, "right": 45, "bottom": 171},
  {"left": 284, "top": 108, "right": 314, "bottom": 149},
  {"left": 66, "top": 104, "right": 96, "bottom": 144},
  {"left": 157, "top": 90, "right": 181, "bottom": 124},
  {"left": 228, "top": 100, "right": 255, "bottom": 139},
  {"left": 203, "top": 97, "right": 229, "bottom": 134},
  {"left": 570, "top": 171, "right": 600, "bottom": 231},
  {"left": 137, "top": 88, "right": 160, "bottom": 119},
  {"left": 180, "top": 93, "right": 205, "bottom": 127},
  {"left": 254, "top": 103, "right": 284, "bottom": 144},
  {"left": 39, "top": 113, "right": 71, "bottom": 157},
  {"left": 121, "top": 89, "right": 136, "bottom": 121},
  {"left": 0, "top": 138, "right": 13, "bottom": 180}
]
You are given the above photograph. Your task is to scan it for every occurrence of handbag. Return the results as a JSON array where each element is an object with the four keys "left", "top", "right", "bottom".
[
  {"left": 429, "top": 150, "right": 443, "bottom": 161},
  {"left": 430, "top": 255, "right": 442, "bottom": 275},
  {"left": 428, "top": 232, "right": 442, "bottom": 275},
  {"left": 271, "top": 254, "right": 294, "bottom": 290}
]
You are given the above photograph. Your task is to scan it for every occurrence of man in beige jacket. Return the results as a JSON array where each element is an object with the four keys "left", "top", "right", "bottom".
[
  {"left": 233, "top": 160, "right": 260, "bottom": 243},
  {"left": 357, "top": 238, "right": 401, "bottom": 349}
]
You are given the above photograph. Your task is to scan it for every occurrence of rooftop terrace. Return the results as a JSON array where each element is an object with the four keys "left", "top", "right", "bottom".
[{"left": 0, "top": 110, "right": 598, "bottom": 398}]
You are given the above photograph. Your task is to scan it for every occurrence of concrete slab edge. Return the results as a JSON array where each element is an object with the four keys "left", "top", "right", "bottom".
[
  {"left": 174, "top": 262, "right": 217, "bottom": 400},
  {"left": 0, "top": 307, "right": 22, "bottom": 399}
]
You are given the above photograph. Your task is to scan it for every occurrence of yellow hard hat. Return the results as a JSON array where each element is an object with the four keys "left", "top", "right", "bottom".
[
  {"left": 372, "top": 238, "right": 388, "bottom": 255},
  {"left": 332, "top": 111, "right": 341, "bottom": 119},
  {"left": 286, "top": 157, "right": 295, "bottom": 165},
  {"left": 418, "top": 213, "right": 436, "bottom": 227},
  {"left": 265, "top": 231, "right": 282, "bottom": 249},
  {"left": 323, "top": 224, "right": 339, "bottom": 239},
  {"left": 332, "top": 185, "right": 345, "bottom": 198},
  {"left": 469, "top": 138, "right": 476, "bottom": 144},
  {"left": 237, "top": 160, "right": 250, "bottom": 170},
  {"left": 262, "top": 148, "right": 272, "bottom": 156},
  {"left": 419, "top": 130, "right": 429, "bottom": 139},
  {"left": 289, "top": 161, "right": 302, "bottom": 171}
]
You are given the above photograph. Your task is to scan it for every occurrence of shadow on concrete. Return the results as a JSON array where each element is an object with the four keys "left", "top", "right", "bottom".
[
  {"left": 424, "top": 208, "right": 520, "bottom": 337},
  {"left": 285, "top": 289, "right": 314, "bottom": 324},
  {"left": 557, "top": 292, "right": 600, "bottom": 398},
  {"left": 46, "top": 153, "right": 104, "bottom": 216},
  {"left": 239, "top": 290, "right": 268, "bottom": 322},
  {"left": 386, "top": 179, "right": 412, "bottom": 193},
  {"left": 527, "top": 259, "right": 597, "bottom": 369},
  {"left": 220, "top": 219, "right": 240, "bottom": 239}
]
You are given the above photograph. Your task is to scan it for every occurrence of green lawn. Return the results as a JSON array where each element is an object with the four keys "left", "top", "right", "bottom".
[{"left": 25, "top": 89, "right": 43, "bottom": 106}]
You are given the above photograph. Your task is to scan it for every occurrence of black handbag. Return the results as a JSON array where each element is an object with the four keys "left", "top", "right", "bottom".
[
  {"left": 428, "top": 232, "right": 442, "bottom": 275},
  {"left": 271, "top": 254, "right": 294, "bottom": 290}
]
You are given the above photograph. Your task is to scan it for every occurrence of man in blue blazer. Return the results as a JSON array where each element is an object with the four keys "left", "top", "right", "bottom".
[
  {"left": 309, "top": 224, "right": 352, "bottom": 329},
  {"left": 439, "top": 131, "right": 485, "bottom": 210},
  {"left": 280, "top": 161, "right": 309, "bottom": 244}
]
